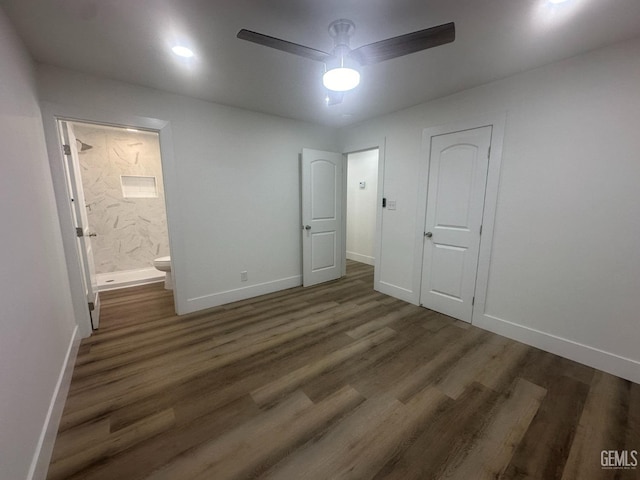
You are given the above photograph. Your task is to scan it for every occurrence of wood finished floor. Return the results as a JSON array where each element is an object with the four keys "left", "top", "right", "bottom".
[{"left": 48, "top": 261, "right": 639, "bottom": 480}]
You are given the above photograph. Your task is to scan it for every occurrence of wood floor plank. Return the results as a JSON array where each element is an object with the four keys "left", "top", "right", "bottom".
[
  {"left": 372, "top": 382, "right": 501, "bottom": 480},
  {"left": 48, "top": 409, "right": 176, "bottom": 480},
  {"left": 352, "top": 326, "right": 487, "bottom": 403},
  {"left": 436, "top": 333, "right": 513, "bottom": 399},
  {"left": 474, "top": 340, "right": 530, "bottom": 392},
  {"left": 301, "top": 320, "right": 438, "bottom": 403},
  {"left": 49, "top": 418, "right": 111, "bottom": 463},
  {"left": 250, "top": 327, "right": 396, "bottom": 406},
  {"left": 47, "top": 260, "right": 638, "bottom": 480},
  {"left": 344, "top": 303, "right": 418, "bottom": 339},
  {"left": 148, "top": 386, "right": 364, "bottom": 480},
  {"left": 108, "top": 298, "right": 403, "bottom": 432},
  {"left": 264, "top": 386, "right": 449, "bottom": 480},
  {"left": 440, "top": 377, "right": 547, "bottom": 479},
  {"left": 108, "top": 319, "right": 362, "bottom": 431},
  {"left": 58, "top": 302, "right": 376, "bottom": 430},
  {"left": 502, "top": 374, "right": 590, "bottom": 479},
  {"left": 143, "top": 390, "right": 312, "bottom": 480},
  {"left": 70, "top": 301, "right": 340, "bottom": 390},
  {"left": 560, "top": 372, "right": 632, "bottom": 480},
  {"left": 66, "top": 395, "right": 262, "bottom": 480}
]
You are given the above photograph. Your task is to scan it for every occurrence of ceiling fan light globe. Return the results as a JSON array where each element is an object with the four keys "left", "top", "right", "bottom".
[
  {"left": 323, "top": 67, "right": 360, "bottom": 92},
  {"left": 171, "top": 45, "right": 195, "bottom": 58}
]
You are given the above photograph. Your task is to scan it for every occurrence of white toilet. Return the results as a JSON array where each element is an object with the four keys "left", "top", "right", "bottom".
[{"left": 153, "top": 256, "right": 173, "bottom": 290}]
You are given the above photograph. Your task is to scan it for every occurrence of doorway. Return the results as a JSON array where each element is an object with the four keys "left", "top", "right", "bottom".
[
  {"left": 66, "top": 121, "right": 170, "bottom": 292},
  {"left": 346, "top": 149, "right": 379, "bottom": 269},
  {"left": 42, "top": 102, "right": 181, "bottom": 337},
  {"left": 55, "top": 118, "right": 174, "bottom": 331},
  {"left": 300, "top": 144, "right": 384, "bottom": 290}
]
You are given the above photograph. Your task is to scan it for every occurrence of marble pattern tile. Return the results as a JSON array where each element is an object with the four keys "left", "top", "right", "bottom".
[{"left": 73, "top": 124, "right": 170, "bottom": 274}]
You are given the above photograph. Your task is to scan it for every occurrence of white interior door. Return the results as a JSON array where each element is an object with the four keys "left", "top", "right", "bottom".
[
  {"left": 301, "top": 148, "right": 344, "bottom": 287},
  {"left": 420, "top": 126, "right": 492, "bottom": 322},
  {"left": 60, "top": 121, "right": 100, "bottom": 329}
]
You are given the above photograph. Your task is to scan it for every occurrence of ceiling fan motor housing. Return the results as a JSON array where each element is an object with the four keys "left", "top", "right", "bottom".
[{"left": 328, "top": 19, "right": 356, "bottom": 53}]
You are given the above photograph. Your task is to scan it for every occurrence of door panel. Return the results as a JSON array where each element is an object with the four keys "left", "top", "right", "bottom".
[
  {"left": 60, "top": 121, "right": 101, "bottom": 329},
  {"left": 311, "top": 160, "right": 337, "bottom": 219},
  {"left": 430, "top": 244, "right": 466, "bottom": 299},
  {"left": 311, "top": 231, "right": 337, "bottom": 271},
  {"left": 435, "top": 145, "right": 477, "bottom": 229},
  {"left": 302, "top": 148, "right": 343, "bottom": 287},
  {"left": 420, "top": 126, "right": 492, "bottom": 322}
]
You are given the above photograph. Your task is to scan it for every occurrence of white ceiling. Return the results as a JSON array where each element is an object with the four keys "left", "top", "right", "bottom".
[{"left": 2, "top": 0, "right": 640, "bottom": 126}]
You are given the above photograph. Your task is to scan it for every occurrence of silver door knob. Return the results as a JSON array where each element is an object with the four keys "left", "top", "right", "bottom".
[
  {"left": 424, "top": 231, "right": 433, "bottom": 238},
  {"left": 88, "top": 232, "right": 97, "bottom": 237},
  {"left": 304, "top": 225, "right": 311, "bottom": 230}
]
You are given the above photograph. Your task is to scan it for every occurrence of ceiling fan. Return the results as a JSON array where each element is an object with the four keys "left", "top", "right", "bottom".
[{"left": 237, "top": 19, "right": 455, "bottom": 105}]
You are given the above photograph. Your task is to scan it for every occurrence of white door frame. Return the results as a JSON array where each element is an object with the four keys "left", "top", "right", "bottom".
[
  {"left": 59, "top": 121, "right": 101, "bottom": 329},
  {"left": 340, "top": 137, "right": 386, "bottom": 290},
  {"left": 414, "top": 114, "right": 505, "bottom": 324},
  {"left": 40, "top": 102, "right": 183, "bottom": 337}
]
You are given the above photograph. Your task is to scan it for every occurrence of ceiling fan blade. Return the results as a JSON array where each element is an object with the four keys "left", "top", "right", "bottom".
[
  {"left": 326, "top": 91, "right": 344, "bottom": 106},
  {"left": 349, "top": 22, "right": 455, "bottom": 66},
  {"left": 237, "top": 29, "right": 332, "bottom": 63}
]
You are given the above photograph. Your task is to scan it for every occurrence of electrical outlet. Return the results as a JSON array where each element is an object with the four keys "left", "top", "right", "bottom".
[{"left": 240, "top": 271, "right": 248, "bottom": 282}]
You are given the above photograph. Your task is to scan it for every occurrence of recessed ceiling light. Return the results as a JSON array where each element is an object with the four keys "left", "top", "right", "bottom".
[
  {"left": 548, "top": 0, "right": 569, "bottom": 4},
  {"left": 171, "top": 45, "right": 195, "bottom": 58}
]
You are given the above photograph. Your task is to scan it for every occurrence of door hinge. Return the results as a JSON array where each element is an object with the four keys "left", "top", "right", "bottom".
[
  {"left": 88, "top": 302, "right": 95, "bottom": 311},
  {"left": 63, "top": 144, "right": 71, "bottom": 156},
  {"left": 479, "top": 225, "right": 483, "bottom": 235},
  {"left": 76, "top": 227, "right": 83, "bottom": 237},
  {"left": 472, "top": 296, "right": 475, "bottom": 306},
  {"left": 487, "top": 146, "right": 491, "bottom": 159}
]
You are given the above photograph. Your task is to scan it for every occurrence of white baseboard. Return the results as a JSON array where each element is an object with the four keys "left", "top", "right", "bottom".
[
  {"left": 185, "top": 275, "right": 302, "bottom": 313},
  {"left": 28, "top": 326, "right": 80, "bottom": 480},
  {"left": 474, "top": 313, "right": 640, "bottom": 384},
  {"left": 376, "top": 281, "right": 417, "bottom": 305},
  {"left": 346, "top": 251, "right": 375, "bottom": 266}
]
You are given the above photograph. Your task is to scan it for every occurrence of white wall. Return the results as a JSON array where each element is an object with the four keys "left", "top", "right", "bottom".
[
  {"left": 340, "top": 37, "right": 640, "bottom": 383},
  {"left": 0, "top": 8, "right": 78, "bottom": 479},
  {"left": 37, "top": 65, "right": 339, "bottom": 314},
  {"left": 346, "top": 149, "right": 378, "bottom": 265}
]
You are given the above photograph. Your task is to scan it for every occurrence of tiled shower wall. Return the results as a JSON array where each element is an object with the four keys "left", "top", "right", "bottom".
[{"left": 73, "top": 123, "right": 170, "bottom": 274}]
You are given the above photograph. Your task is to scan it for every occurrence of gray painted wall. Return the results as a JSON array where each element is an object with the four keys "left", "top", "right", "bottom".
[{"left": 0, "top": 8, "right": 77, "bottom": 479}]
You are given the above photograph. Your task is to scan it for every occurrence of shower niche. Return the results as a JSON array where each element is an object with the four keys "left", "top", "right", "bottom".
[{"left": 120, "top": 175, "right": 159, "bottom": 198}]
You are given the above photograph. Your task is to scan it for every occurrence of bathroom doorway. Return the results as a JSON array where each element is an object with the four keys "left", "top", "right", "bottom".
[{"left": 60, "top": 121, "right": 171, "bottom": 296}]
